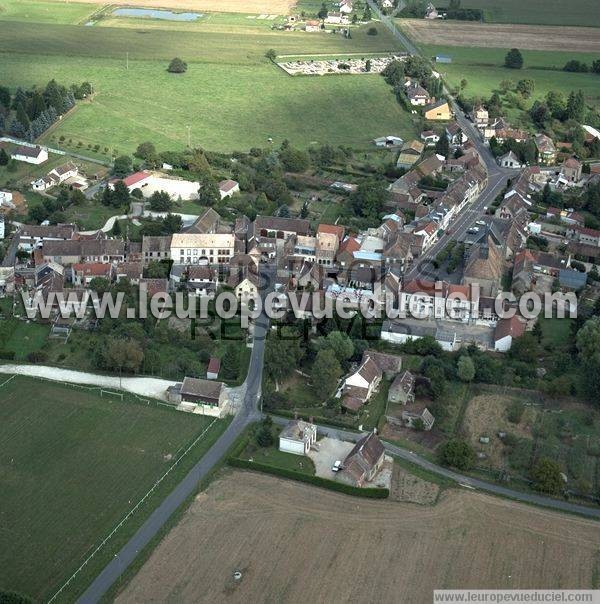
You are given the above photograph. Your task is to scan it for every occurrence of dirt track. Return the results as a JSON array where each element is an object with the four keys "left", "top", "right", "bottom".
[
  {"left": 60, "top": 0, "right": 295, "bottom": 15},
  {"left": 401, "top": 19, "right": 600, "bottom": 53},
  {"left": 117, "top": 471, "right": 600, "bottom": 603}
]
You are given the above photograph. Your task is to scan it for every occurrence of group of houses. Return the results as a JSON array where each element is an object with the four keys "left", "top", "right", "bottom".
[{"left": 279, "top": 417, "right": 389, "bottom": 488}]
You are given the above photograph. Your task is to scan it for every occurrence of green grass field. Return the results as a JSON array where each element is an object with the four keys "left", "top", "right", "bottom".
[
  {"left": 437, "top": 0, "right": 600, "bottom": 27},
  {"left": 0, "top": 299, "right": 50, "bottom": 359},
  {"left": 0, "top": 375, "right": 227, "bottom": 601},
  {"left": 421, "top": 45, "right": 600, "bottom": 117},
  {"left": 0, "top": 0, "right": 96, "bottom": 24},
  {"left": 0, "top": 20, "right": 414, "bottom": 154}
]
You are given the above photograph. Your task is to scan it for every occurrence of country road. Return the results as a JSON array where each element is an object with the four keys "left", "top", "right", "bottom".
[
  {"left": 34, "top": 10, "right": 593, "bottom": 603},
  {"left": 367, "top": 0, "right": 514, "bottom": 281},
  {"left": 272, "top": 419, "right": 600, "bottom": 520},
  {"left": 70, "top": 267, "right": 275, "bottom": 604}
]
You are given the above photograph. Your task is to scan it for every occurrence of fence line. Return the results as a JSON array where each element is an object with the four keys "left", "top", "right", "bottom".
[
  {"left": 47, "top": 416, "right": 219, "bottom": 603},
  {"left": 0, "top": 374, "right": 16, "bottom": 389}
]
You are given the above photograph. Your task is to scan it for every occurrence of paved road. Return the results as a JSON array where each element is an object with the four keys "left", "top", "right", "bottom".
[
  {"left": 367, "top": 0, "right": 514, "bottom": 281},
  {"left": 73, "top": 269, "right": 274, "bottom": 604},
  {"left": 273, "top": 419, "right": 600, "bottom": 520}
]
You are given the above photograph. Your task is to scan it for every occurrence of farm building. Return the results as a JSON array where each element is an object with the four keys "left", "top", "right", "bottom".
[
  {"left": 206, "top": 357, "right": 221, "bottom": 380},
  {"left": 218, "top": 179, "right": 240, "bottom": 199},
  {"left": 396, "top": 140, "right": 425, "bottom": 168},
  {"left": 167, "top": 376, "right": 228, "bottom": 417},
  {"left": 374, "top": 135, "right": 404, "bottom": 148},
  {"left": 11, "top": 145, "right": 48, "bottom": 165},
  {"left": 279, "top": 418, "right": 317, "bottom": 456},
  {"left": 110, "top": 171, "right": 200, "bottom": 200}
]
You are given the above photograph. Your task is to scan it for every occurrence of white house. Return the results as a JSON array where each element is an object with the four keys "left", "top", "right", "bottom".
[
  {"left": 0, "top": 191, "right": 14, "bottom": 209},
  {"left": 32, "top": 162, "right": 79, "bottom": 192},
  {"left": 374, "top": 135, "right": 404, "bottom": 148},
  {"left": 325, "top": 11, "right": 347, "bottom": 24},
  {"left": 498, "top": 150, "right": 522, "bottom": 169},
  {"left": 170, "top": 233, "right": 235, "bottom": 266},
  {"left": 218, "top": 179, "right": 240, "bottom": 199},
  {"left": 341, "top": 356, "right": 382, "bottom": 400},
  {"left": 187, "top": 265, "right": 218, "bottom": 297},
  {"left": 420, "top": 130, "right": 440, "bottom": 146},
  {"left": 279, "top": 418, "right": 317, "bottom": 455},
  {"left": 413, "top": 222, "right": 438, "bottom": 250},
  {"left": 400, "top": 279, "right": 479, "bottom": 322},
  {"left": 339, "top": 0, "right": 353, "bottom": 14},
  {"left": 11, "top": 145, "right": 48, "bottom": 165},
  {"left": 494, "top": 316, "right": 526, "bottom": 352},
  {"left": 231, "top": 273, "right": 260, "bottom": 302}
]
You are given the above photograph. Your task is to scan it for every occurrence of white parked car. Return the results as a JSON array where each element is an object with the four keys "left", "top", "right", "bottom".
[{"left": 332, "top": 460, "right": 343, "bottom": 472}]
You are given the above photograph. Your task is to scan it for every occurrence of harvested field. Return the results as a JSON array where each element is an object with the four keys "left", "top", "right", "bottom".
[
  {"left": 390, "top": 464, "right": 440, "bottom": 505},
  {"left": 118, "top": 471, "right": 600, "bottom": 603},
  {"left": 400, "top": 19, "right": 600, "bottom": 53},
  {"left": 49, "top": 0, "right": 296, "bottom": 14}
]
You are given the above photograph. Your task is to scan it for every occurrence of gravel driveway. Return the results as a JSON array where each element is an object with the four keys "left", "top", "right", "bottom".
[{"left": 308, "top": 437, "right": 354, "bottom": 479}]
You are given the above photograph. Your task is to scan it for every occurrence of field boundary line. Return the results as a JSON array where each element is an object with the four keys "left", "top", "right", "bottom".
[
  {"left": 47, "top": 416, "right": 219, "bottom": 603},
  {"left": 0, "top": 374, "right": 16, "bottom": 389}
]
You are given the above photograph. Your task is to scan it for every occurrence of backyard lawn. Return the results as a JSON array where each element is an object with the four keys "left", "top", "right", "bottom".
[
  {"left": 0, "top": 299, "right": 50, "bottom": 360},
  {"left": 241, "top": 425, "right": 316, "bottom": 475}
]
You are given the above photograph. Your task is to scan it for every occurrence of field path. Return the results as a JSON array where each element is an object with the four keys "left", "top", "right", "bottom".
[
  {"left": 399, "top": 19, "right": 600, "bottom": 53},
  {"left": 0, "top": 364, "right": 175, "bottom": 400}
]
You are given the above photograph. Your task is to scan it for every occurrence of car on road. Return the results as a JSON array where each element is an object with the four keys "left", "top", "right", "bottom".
[{"left": 332, "top": 460, "right": 343, "bottom": 472}]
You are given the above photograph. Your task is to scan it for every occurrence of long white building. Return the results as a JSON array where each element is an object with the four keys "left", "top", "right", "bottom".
[{"left": 170, "top": 233, "right": 235, "bottom": 266}]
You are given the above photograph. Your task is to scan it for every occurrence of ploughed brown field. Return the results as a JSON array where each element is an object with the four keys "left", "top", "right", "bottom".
[
  {"left": 58, "top": 0, "right": 295, "bottom": 14},
  {"left": 117, "top": 471, "right": 600, "bottom": 603},
  {"left": 400, "top": 19, "right": 600, "bottom": 53}
]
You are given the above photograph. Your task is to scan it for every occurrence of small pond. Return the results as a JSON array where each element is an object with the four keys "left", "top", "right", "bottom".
[{"left": 112, "top": 8, "right": 203, "bottom": 22}]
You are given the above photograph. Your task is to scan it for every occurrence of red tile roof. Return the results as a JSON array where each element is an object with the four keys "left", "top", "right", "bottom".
[
  {"left": 111, "top": 171, "right": 150, "bottom": 188},
  {"left": 338, "top": 236, "right": 360, "bottom": 254},
  {"left": 494, "top": 316, "right": 526, "bottom": 342},
  {"left": 218, "top": 179, "right": 239, "bottom": 193},
  {"left": 207, "top": 357, "right": 221, "bottom": 374},
  {"left": 317, "top": 223, "right": 346, "bottom": 240},
  {"left": 72, "top": 263, "right": 111, "bottom": 276}
]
